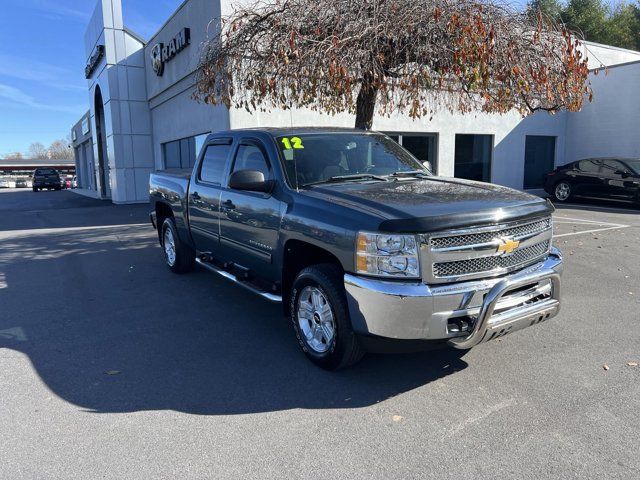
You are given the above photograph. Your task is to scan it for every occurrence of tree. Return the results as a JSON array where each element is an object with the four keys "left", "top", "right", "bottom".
[
  {"left": 562, "top": 0, "right": 610, "bottom": 44},
  {"left": 4, "top": 152, "right": 23, "bottom": 160},
  {"left": 48, "top": 139, "right": 73, "bottom": 160},
  {"left": 195, "top": 0, "right": 591, "bottom": 130},
  {"left": 605, "top": 3, "right": 640, "bottom": 50},
  {"left": 28, "top": 142, "right": 47, "bottom": 159},
  {"left": 526, "top": 0, "right": 563, "bottom": 23}
]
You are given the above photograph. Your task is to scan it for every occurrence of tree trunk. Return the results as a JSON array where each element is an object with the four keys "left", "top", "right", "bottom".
[{"left": 354, "top": 83, "right": 379, "bottom": 130}]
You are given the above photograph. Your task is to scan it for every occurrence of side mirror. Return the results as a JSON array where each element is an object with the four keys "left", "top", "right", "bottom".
[
  {"left": 228, "top": 169, "right": 273, "bottom": 193},
  {"left": 422, "top": 161, "right": 433, "bottom": 173},
  {"left": 615, "top": 169, "right": 631, "bottom": 178}
]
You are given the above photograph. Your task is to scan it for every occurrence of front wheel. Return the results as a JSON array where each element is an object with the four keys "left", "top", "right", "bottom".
[
  {"left": 290, "top": 264, "right": 364, "bottom": 370},
  {"left": 553, "top": 181, "right": 572, "bottom": 202},
  {"left": 160, "top": 217, "right": 195, "bottom": 274}
]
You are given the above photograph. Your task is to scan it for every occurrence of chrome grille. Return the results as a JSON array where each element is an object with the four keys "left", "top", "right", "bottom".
[
  {"left": 430, "top": 218, "right": 551, "bottom": 249},
  {"left": 421, "top": 216, "right": 553, "bottom": 283},
  {"left": 433, "top": 240, "right": 551, "bottom": 278}
]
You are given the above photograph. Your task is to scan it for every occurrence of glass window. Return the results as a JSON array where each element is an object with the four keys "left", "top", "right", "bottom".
[
  {"left": 163, "top": 140, "right": 181, "bottom": 168},
  {"left": 624, "top": 159, "right": 640, "bottom": 174},
  {"left": 383, "top": 133, "right": 437, "bottom": 173},
  {"left": 276, "top": 133, "right": 426, "bottom": 188},
  {"left": 578, "top": 159, "right": 601, "bottom": 173},
  {"left": 524, "top": 136, "right": 556, "bottom": 189},
  {"left": 195, "top": 134, "right": 208, "bottom": 157},
  {"left": 401, "top": 135, "right": 437, "bottom": 172},
  {"left": 163, "top": 134, "right": 210, "bottom": 170},
  {"left": 232, "top": 144, "right": 270, "bottom": 178},
  {"left": 199, "top": 144, "right": 231, "bottom": 184},
  {"left": 601, "top": 159, "right": 627, "bottom": 174},
  {"left": 454, "top": 134, "right": 492, "bottom": 182}
]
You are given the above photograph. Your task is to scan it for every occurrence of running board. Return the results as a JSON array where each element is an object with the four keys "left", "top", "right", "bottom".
[{"left": 195, "top": 257, "right": 282, "bottom": 303}]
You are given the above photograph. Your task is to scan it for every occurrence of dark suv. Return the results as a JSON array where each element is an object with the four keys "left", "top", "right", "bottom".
[
  {"left": 32, "top": 168, "right": 62, "bottom": 192},
  {"left": 544, "top": 158, "right": 640, "bottom": 206}
]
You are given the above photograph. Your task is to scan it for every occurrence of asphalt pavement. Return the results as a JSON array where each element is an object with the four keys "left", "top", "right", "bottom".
[{"left": 1, "top": 188, "right": 639, "bottom": 479}]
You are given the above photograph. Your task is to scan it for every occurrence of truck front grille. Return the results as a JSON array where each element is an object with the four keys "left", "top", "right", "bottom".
[
  {"left": 421, "top": 216, "right": 553, "bottom": 283},
  {"left": 430, "top": 218, "right": 551, "bottom": 249},
  {"left": 433, "top": 240, "right": 551, "bottom": 278}
]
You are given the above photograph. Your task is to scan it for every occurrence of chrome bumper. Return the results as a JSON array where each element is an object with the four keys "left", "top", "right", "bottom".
[{"left": 344, "top": 247, "right": 563, "bottom": 346}]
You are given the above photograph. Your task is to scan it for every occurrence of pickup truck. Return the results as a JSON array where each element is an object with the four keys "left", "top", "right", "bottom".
[{"left": 150, "top": 127, "right": 563, "bottom": 370}]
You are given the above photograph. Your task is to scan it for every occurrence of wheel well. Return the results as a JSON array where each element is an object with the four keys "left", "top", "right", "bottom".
[
  {"left": 155, "top": 202, "right": 174, "bottom": 239},
  {"left": 281, "top": 240, "right": 344, "bottom": 313}
]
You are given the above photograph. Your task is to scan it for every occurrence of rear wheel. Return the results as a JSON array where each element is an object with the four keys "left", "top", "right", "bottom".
[
  {"left": 553, "top": 181, "right": 572, "bottom": 202},
  {"left": 161, "top": 217, "right": 195, "bottom": 274},
  {"left": 290, "top": 264, "right": 364, "bottom": 370},
  {"left": 32, "top": 187, "right": 38, "bottom": 192}
]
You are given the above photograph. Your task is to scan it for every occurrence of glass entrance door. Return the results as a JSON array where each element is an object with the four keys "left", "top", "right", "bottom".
[{"left": 524, "top": 136, "right": 556, "bottom": 189}]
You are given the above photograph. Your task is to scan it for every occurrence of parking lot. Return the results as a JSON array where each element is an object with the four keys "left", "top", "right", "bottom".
[{"left": 1, "top": 188, "right": 639, "bottom": 479}]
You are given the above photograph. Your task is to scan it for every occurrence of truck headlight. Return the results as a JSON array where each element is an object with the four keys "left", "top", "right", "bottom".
[{"left": 356, "top": 232, "right": 420, "bottom": 278}]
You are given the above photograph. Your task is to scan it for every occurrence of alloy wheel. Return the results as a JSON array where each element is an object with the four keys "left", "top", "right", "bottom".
[{"left": 297, "top": 286, "right": 336, "bottom": 354}]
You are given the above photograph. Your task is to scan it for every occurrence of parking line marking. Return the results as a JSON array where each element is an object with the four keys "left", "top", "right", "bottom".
[
  {"left": 553, "top": 215, "right": 627, "bottom": 226},
  {"left": 554, "top": 225, "right": 630, "bottom": 238}
]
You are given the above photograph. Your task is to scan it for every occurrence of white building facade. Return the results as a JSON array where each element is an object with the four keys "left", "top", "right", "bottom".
[{"left": 72, "top": 0, "right": 640, "bottom": 203}]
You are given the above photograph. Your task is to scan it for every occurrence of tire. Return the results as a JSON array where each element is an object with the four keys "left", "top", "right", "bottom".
[
  {"left": 289, "top": 264, "right": 364, "bottom": 370},
  {"left": 160, "top": 217, "right": 195, "bottom": 274},
  {"left": 32, "top": 187, "right": 38, "bottom": 192},
  {"left": 553, "top": 181, "right": 572, "bottom": 202}
]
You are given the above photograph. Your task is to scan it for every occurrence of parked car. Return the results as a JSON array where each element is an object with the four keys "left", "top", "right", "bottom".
[
  {"left": 0, "top": 178, "right": 11, "bottom": 188},
  {"left": 545, "top": 158, "right": 640, "bottom": 206},
  {"left": 15, "top": 178, "right": 28, "bottom": 188},
  {"left": 71, "top": 176, "right": 78, "bottom": 189},
  {"left": 32, "top": 168, "right": 62, "bottom": 191},
  {"left": 150, "top": 128, "right": 563, "bottom": 370}
]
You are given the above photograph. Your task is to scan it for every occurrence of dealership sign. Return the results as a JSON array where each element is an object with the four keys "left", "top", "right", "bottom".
[
  {"left": 85, "top": 45, "right": 105, "bottom": 79},
  {"left": 151, "top": 28, "right": 191, "bottom": 76}
]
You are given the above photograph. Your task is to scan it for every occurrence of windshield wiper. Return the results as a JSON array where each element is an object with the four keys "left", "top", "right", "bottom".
[
  {"left": 302, "top": 174, "right": 389, "bottom": 187},
  {"left": 389, "top": 170, "right": 431, "bottom": 178}
]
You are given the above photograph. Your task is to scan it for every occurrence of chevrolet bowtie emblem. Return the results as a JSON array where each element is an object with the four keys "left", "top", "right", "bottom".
[{"left": 496, "top": 237, "right": 520, "bottom": 255}]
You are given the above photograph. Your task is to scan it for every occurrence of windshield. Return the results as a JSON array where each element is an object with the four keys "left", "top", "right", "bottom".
[
  {"left": 625, "top": 159, "right": 640, "bottom": 174},
  {"left": 276, "top": 133, "right": 428, "bottom": 188}
]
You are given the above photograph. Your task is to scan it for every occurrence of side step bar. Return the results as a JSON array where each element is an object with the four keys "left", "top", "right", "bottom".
[{"left": 195, "top": 257, "right": 282, "bottom": 303}]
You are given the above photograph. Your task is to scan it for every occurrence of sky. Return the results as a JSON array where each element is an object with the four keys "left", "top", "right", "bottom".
[
  {"left": 0, "top": 0, "right": 181, "bottom": 157},
  {"left": 0, "top": 0, "right": 580, "bottom": 157}
]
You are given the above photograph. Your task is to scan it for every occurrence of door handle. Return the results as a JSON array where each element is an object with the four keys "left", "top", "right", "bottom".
[
  {"left": 191, "top": 192, "right": 201, "bottom": 200},
  {"left": 223, "top": 199, "right": 236, "bottom": 210}
]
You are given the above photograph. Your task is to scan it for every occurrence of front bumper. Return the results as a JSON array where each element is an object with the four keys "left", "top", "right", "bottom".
[{"left": 344, "top": 247, "right": 563, "bottom": 348}]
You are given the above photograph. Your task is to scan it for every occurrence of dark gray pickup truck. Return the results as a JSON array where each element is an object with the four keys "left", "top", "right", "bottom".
[{"left": 150, "top": 127, "right": 563, "bottom": 369}]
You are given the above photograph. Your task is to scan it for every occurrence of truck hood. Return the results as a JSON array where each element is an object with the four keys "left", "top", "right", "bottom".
[{"left": 301, "top": 176, "right": 553, "bottom": 232}]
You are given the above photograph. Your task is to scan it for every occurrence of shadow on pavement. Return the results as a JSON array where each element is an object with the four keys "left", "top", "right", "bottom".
[
  {"left": 0, "top": 189, "right": 149, "bottom": 232},
  {"left": 0, "top": 219, "right": 468, "bottom": 415}
]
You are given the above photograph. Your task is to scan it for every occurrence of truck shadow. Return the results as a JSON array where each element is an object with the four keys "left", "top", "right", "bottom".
[{"left": 0, "top": 224, "right": 468, "bottom": 415}]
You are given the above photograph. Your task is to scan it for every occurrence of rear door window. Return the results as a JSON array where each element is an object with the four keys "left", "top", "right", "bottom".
[
  {"left": 198, "top": 142, "right": 231, "bottom": 184},
  {"left": 578, "top": 160, "right": 601, "bottom": 173}
]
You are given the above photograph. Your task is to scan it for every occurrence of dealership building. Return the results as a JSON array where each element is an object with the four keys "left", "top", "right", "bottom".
[{"left": 72, "top": 0, "right": 640, "bottom": 203}]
